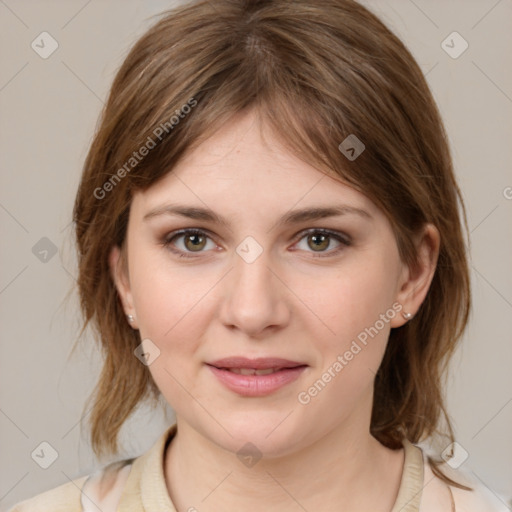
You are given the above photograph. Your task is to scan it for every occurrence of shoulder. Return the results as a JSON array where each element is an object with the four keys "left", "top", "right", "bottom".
[
  {"left": 7, "top": 424, "right": 177, "bottom": 512},
  {"left": 6, "top": 459, "right": 134, "bottom": 512},
  {"left": 420, "top": 454, "right": 509, "bottom": 512},
  {"left": 5, "top": 475, "right": 89, "bottom": 512}
]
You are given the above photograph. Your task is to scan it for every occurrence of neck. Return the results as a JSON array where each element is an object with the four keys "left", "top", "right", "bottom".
[{"left": 164, "top": 404, "right": 404, "bottom": 512}]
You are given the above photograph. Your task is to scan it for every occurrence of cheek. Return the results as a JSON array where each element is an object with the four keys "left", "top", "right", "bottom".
[
  {"left": 294, "top": 263, "right": 398, "bottom": 420},
  {"left": 129, "top": 260, "right": 217, "bottom": 408},
  {"left": 294, "top": 256, "right": 399, "bottom": 347},
  {"left": 129, "top": 245, "right": 216, "bottom": 338},
  {"left": 127, "top": 257, "right": 220, "bottom": 403}
]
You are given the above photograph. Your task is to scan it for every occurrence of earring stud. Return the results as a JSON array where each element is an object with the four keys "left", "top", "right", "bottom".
[
  {"left": 402, "top": 312, "right": 413, "bottom": 320},
  {"left": 127, "top": 314, "right": 134, "bottom": 323}
]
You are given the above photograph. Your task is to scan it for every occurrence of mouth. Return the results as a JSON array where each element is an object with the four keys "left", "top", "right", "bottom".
[
  {"left": 206, "top": 357, "right": 308, "bottom": 396},
  {"left": 222, "top": 367, "right": 291, "bottom": 375}
]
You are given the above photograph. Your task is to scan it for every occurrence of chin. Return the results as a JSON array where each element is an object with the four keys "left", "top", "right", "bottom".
[{"left": 205, "top": 412, "right": 306, "bottom": 459}]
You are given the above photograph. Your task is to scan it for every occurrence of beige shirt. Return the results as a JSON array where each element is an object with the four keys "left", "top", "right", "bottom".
[{"left": 8, "top": 424, "right": 508, "bottom": 511}]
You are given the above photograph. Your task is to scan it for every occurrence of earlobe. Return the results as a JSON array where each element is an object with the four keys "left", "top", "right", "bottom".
[
  {"left": 108, "top": 245, "right": 138, "bottom": 328},
  {"left": 390, "top": 224, "right": 440, "bottom": 328}
]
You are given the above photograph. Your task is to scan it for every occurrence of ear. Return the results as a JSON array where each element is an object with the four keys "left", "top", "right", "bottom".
[
  {"left": 390, "top": 223, "right": 440, "bottom": 328},
  {"left": 109, "top": 245, "right": 138, "bottom": 329}
]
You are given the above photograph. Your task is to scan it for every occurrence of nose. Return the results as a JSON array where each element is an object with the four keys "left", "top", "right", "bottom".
[{"left": 218, "top": 246, "right": 291, "bottom": 338}]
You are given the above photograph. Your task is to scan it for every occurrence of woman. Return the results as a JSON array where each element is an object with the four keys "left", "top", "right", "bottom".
[{"left": 8, "top": 0, "right": 507, "bottom": 510}]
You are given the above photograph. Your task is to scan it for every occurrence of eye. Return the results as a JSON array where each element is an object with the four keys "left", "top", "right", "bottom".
[
  {"left": 293, "top": 229, "right": 351, "bottom": 257},
  {"left": 162, "top": 228, "right": 351, "bottom": 259},
  {"left": 162, "top": 229, "right": 217, "bottom": 258}
]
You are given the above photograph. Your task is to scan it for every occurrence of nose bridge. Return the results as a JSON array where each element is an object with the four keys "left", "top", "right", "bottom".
[{"left": 219, "top": 240, "right": 289, "bottom": 335}]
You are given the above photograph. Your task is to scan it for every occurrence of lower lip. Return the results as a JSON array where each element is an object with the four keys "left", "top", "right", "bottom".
[{"left": 207, "top": 365, "right": 307, "bottom": 397}]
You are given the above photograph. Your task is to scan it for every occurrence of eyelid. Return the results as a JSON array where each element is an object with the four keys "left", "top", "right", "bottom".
[
  {"left": 162, "top": 228, "right": 219, "bottom": 259},
  {"left": 289, "top": 228, "right": 351, "bottom": 259},
  {"left": 292, "top": 227, "right": 351, "bottom": 246}
]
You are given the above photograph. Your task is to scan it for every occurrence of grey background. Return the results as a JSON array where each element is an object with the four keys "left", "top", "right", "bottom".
[{"left": 0, "top": 0, "right": 511, "bottom": 510}]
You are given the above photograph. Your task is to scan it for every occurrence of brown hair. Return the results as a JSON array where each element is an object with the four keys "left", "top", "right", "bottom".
[{"left": 73, "top": 0, "right": 471, "bottom": 489}]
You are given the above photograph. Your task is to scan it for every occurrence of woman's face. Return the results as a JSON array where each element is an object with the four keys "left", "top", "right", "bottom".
[{"left": 111, "top": 109, "right": 427, "bottom": 457}]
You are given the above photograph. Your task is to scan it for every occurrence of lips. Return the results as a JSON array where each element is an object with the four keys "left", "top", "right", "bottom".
[{"left": 206, "top": 357, "right": 308, "bottom": 397}]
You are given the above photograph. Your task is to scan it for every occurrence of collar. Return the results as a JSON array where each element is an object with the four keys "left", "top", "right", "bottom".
[
  {"left": 391, "top": 438, "right": 425, "bottom": 512},
  {"left": 118, "top": 424, "right": 425, "bottom": 512}
]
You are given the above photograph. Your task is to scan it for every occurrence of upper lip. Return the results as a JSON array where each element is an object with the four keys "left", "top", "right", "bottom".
[{"left": 207, "top": 357, "right": 307, "bottom": 370}]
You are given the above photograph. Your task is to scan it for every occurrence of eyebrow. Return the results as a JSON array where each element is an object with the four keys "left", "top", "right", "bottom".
[{"left": 142, "top": 203, "right": 372, "bottom": 226}]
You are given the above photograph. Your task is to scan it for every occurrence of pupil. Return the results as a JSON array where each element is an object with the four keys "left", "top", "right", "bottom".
[
  {"left": 310, "top": 234, "right": 328, "bottom": 251},
  {"left": 187, "top": 234, "right": 204, "bottom": 250}
]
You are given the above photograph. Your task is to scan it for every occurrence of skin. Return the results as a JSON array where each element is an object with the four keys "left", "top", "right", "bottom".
[{"left": 110, "top": 108, "right": 439, "bottom": 512}]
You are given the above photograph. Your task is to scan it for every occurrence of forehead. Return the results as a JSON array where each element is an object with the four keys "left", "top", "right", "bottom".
[{"left": 131, "top": 110, "right": 379, "bottom": 220}]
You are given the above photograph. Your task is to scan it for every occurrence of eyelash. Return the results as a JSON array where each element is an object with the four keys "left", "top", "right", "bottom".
[{"left": 162, "top": 228, "right": 351, "bottom": 259}]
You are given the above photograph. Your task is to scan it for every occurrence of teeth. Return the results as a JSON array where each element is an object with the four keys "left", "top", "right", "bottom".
[{"left": 227, "top": 368, "right": 281, "bottom": 375}]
